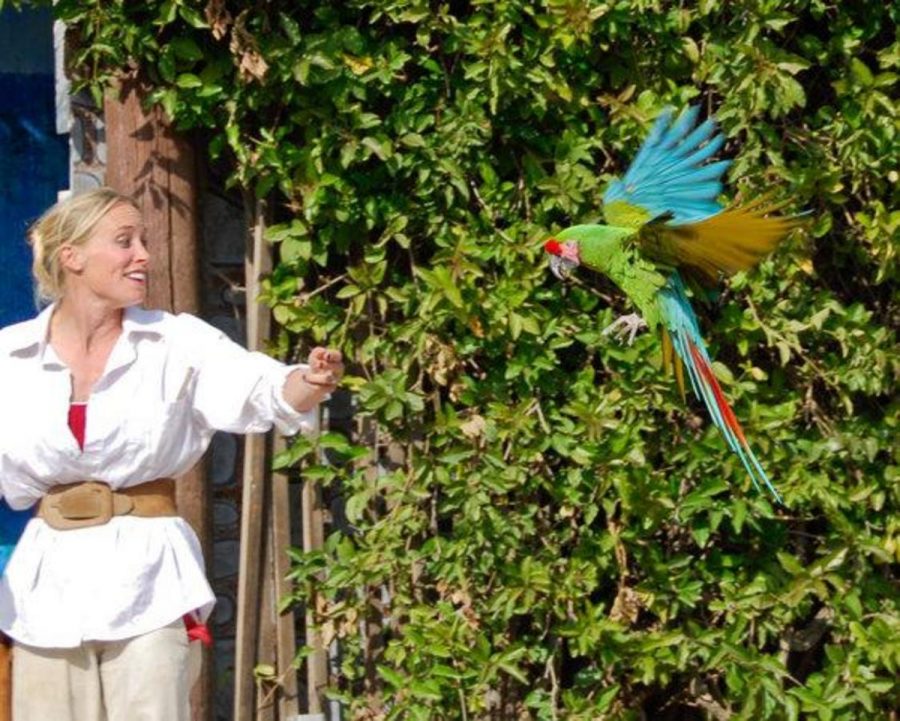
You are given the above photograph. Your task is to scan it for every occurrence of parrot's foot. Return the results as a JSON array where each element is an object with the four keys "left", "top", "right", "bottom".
[{"left": 602, "top": 313, "right": 647, "bottom": 345}]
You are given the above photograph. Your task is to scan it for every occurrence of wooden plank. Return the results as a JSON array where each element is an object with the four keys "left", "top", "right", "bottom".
[
  {"left": 233, "top": 201, "right": 270, "bottom": 721},
  {"left": 302, "top": 425, "right": 328, "bottom": 715},
  {"left": 105, "top": 79, "right": 177, "bottom": 312},
  {"left": 104, "top": 77, "right": 211, "bottom": 721},
  {"left": 234, "top": 204, "right": 268, "bottom": 720},
  {"left": 235, "top": 430, "right": 268, "bottom": 721},
  {"left": 272, "top": 434, "right": 300, "bottom": 719},
  {"left": 166, "top": 128, "right": 199, "bottom": 314},
  {"left": 256, "top": 487, "right": 276, "bottom": 721}
]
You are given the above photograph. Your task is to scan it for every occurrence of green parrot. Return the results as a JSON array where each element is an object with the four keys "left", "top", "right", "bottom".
[{"left": 544, "top": 107, "right": 803, "bottom": 503}]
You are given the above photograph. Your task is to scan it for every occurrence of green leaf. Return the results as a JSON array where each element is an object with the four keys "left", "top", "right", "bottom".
[
  {"left": 178, "top": 5, "right": 208, "bottom": 29},
  {"left": 175, "top": 73, "right": 203, "bottom": 89},
  {"left": 377, "top": 665, "right": 405, "bottom": 688},
  {"left": 170, "top": 36, "right": 203, "bottom": 62},
  {"left": 498, "top": 660, "right": 528, "bottom": 684},
  {"left": 850, "top": 58, "right": 874, "bottom": 86},
  {"left": 399, "top": 133, "right": 427, "bottom": 148},
  {"left": 361, "top": 136, "right": 392, "bottom": 161}
]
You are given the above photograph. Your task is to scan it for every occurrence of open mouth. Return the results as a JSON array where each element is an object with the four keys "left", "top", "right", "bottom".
[{"left": 125, "top": 271, "right": 147, "bottom": 284}]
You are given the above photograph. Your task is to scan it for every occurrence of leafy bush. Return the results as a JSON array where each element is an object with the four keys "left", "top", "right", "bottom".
[{"left": 15, "top": 0, "right": 898, "bottom": 717}]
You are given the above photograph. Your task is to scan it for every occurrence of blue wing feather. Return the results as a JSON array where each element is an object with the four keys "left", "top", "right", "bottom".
[
  {"left": 673, "top": 118, "right": 718, "bottom": 158},
  {"left": 659, "top": 160, "right": 731, "bottom": 186},
  {"left": 628, "top": 139, "right": 726, "bottom": 189},
  {"left": 659, "top": 106, "right": 700, "bottom": 149},
  {"left": 604, "top": 106, "right": 729, "bottom": 225},
  {"left": 625, "top": 108, "right": 673, "bottom": 178},
  {"left": 663, "top": 184, "right": 726, "bottom": 202}
]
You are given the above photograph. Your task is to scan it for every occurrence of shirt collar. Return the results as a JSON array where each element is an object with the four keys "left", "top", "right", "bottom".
[
  {"left": 6, "top": 303, "right": 163, "bottom": 367},
  {"left": 5, "top": 303, "right": 55, "bottom": 363}
]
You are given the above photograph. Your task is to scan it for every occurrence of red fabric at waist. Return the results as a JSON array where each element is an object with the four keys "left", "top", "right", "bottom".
[{"left": 183, "top": 613, "right": 213, "bottom": 647}]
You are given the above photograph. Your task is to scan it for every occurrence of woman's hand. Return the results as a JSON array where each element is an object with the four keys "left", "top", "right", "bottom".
[
  {"left": 283, "top": 347, "right": 344, "bottom": 412},
  {"left": 304, "top": 347, "right": 344, "bottom": 389}
]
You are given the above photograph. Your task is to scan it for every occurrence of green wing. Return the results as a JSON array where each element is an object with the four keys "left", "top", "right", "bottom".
[{"left": 604, "top": 200, "right": 655, "bottom": 229}]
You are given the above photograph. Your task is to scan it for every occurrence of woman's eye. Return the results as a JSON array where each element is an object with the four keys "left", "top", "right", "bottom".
[{"left": 116, "top": 236, "right": 131, "bottom": 247}]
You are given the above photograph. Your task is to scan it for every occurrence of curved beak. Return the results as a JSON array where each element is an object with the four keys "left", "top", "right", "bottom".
[{"left": 549, "top": 254, "right": 577, "bottom": 280}]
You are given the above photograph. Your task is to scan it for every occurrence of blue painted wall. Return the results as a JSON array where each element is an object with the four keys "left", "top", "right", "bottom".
[
  {"left": 0, "top": 7, "right": 68, "bottom": 566},
  {"left": 0, "top": 7, "right": 68, "bottom": 326}
]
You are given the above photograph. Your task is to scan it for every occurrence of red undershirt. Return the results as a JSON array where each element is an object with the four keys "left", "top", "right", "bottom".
[
  {"left": 67, "top": 403, "right": 87, "bottom": 451},
  {"left": 67, "top": 402, "right": 213, "bottom": 647}
]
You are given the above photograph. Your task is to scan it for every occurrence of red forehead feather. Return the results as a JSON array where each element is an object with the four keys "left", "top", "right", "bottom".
[{"left": 544, "top": 238, "right": 562, "bottom": 255}]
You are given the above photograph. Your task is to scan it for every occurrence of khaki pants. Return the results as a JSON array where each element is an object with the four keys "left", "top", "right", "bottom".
[{"left": 11, "top": 620, "right": 198, "bottom": 721}]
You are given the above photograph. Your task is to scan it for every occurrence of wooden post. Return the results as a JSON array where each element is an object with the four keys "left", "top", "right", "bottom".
[
  {"left": 237, "top": 199, "right": 317, "bottom": 720},
  {"left": 272, "top": 434, "right": 300, "bottom": 719},
  {"left": 302, "top": 445, "right": 329, "bottom": 715},
  {"left": 104, "top": 77, "right": 211, "bottom": 721},
  {"left": 256, "top": 509, "right": 277, "bottom": 721},
  {"left": 234, "top": 200, "right": 271, "bottom": 721},
  {"left": 105, "top": 79, "right": 199, "bottom": 317}
]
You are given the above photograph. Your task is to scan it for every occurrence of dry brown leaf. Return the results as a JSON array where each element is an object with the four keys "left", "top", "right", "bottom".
[
  {"left": 205, "top": 0, "right": 232, "bottom": 40},
  {"left": 229, "top": 10, "right": 269, "bottom": 82},
  {"left": 238, "top": 50, "right": 269, "bottom": 81},
  {"left": 609, "top": 585, "right": 641, "bottom": 626},
  {"left": 460, "top": 414, "right": 486, "bottom": 439}
]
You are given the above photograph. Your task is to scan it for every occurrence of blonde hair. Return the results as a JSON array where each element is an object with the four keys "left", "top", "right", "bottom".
[{"left": 28, "top": 188, "right": 138, "bottom": 300}]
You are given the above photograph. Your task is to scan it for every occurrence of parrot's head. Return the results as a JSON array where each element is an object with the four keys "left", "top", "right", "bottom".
[
  {"left": 545, "top": 225, "right": 625, "bottom": 278},
  {"left": 543, "top": 237, "right": 580, "bottom": 280}
]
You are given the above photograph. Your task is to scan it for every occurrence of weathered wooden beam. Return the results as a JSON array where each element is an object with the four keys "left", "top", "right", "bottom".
[
  {"left": 302, "top": 455, "right": 328, "bottom": 715},
  {"left": 256, "top": 503, "right": 276, "bottom": 721},
  {"left": 272, "top": 434, "right": 300, "bottom": 719},
  {"left": 104, "top": 77, "right": 211, "bottom": 721},
  {"left": 234, "top": 200, "right": 271, "bottom": 721}
]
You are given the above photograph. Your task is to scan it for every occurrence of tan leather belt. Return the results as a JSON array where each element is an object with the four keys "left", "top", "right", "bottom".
[{"left": 38, "top": 479, "right": 178, "bottom": 530}]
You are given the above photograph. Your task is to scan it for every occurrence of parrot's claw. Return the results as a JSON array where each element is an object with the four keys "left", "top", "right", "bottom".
[{"left": 602, "top": 313, "right": 647, "bottom": 345}]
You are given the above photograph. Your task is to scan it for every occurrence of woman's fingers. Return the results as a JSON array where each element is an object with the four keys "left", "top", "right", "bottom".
[
  {"left": 304, "top": 348, "right": 343, "bottom": 387},
  {"left": 303, "top": 371, "right": 338, "bottom": 387},
  {"left": 308, "top": 347, "right": 344, "bottom": 377}
]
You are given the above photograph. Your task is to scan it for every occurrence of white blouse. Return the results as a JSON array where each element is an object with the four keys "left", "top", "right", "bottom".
[{"left": 0, "top": 303, "right": 316, "bottom": 648}]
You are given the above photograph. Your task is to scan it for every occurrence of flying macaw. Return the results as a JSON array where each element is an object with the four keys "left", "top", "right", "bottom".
[{"left": 544, "top": 106, "right": 803, "bottom": 503}]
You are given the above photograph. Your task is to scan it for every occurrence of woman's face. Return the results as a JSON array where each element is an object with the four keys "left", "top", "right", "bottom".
[{"left": 65, "top": 202, "right": 150, "bottom": 308}]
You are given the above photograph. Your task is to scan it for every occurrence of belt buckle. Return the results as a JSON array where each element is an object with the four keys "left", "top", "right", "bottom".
[{"left": 44, "top": 482, "right": 115, "bottom": 530}]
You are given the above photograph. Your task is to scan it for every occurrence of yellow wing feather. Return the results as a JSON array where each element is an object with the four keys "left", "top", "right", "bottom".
[
  {"left": 640, "top": 196, "right": 805, "bottom": 285},
  {"left": 661, "top": 327, "right": 686, "bottom": 400}
]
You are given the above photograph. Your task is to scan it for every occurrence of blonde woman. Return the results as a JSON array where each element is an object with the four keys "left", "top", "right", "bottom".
[{"left": 0, "top": 188, "right": 342, "bottom": 720}]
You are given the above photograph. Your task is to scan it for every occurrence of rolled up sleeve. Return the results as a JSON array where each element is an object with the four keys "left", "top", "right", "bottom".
[
  {"left": 176, "top": 314, "right": 318, "bottom": 436},
  {"left": 265, "top": 362, "right": 320, "bottom": 436}
]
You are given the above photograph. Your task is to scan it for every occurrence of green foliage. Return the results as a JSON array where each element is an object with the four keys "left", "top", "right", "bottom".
[{"left": 22, "top": 0, "right": 899, "bottom": 717}]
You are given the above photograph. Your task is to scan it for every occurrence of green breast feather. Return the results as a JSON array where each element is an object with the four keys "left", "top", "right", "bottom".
[{"left": 557, "top": 224, "right": 668, "bottom": 328}]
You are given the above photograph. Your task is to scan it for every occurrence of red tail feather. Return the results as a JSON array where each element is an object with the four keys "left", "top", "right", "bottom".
[{"left": 688, "top": 341, "right": 748, "bottom": 445}]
